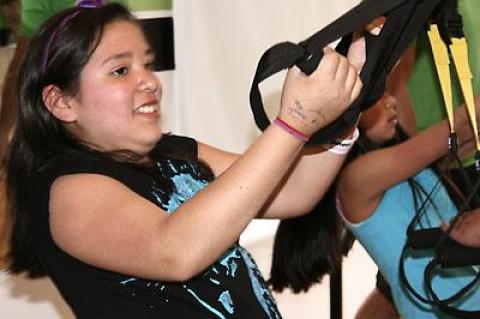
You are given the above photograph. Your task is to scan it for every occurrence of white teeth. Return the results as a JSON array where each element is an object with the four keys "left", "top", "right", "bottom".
[{"left": 135, "top": 104, "right": 158, "bottom": 114}]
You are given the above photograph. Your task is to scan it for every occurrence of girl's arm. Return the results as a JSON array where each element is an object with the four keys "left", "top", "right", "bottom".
[
  {"left": 199, "top": 139, "right": 353, "bottom": 220},
  {"left": 199, "top": 33, "right": 367, "bottom": 220},
  {"left": 387, "top": 47, "right": 417, "bottom": 137},
  {"left": 338, "top": 99, "right": 479, "bottom": 223}
]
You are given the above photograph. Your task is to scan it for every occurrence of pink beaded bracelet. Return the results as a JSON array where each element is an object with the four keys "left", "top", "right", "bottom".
[{"left": 273, "top": 117, "right": 309, "bottom": 143}]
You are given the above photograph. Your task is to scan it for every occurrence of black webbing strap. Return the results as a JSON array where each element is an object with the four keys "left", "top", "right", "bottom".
[
  {"left": 425, "top": 258, "right": 480, "bottom": 318},
  {"left": 250, "top": 0, "right": 445, "bottom": 145},
  {"left": 435, "top": 0, "right": 465, "bottom": 43}
]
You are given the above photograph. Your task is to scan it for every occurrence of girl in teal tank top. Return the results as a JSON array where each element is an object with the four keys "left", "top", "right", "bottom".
[{"left": 270, "top": 93, "right": 480, "bottom": 318}]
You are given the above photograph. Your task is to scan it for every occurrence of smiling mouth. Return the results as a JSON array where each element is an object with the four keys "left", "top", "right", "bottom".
[
  {"left": 134, "top": 103, "right": 159, "bottom": 114},
  {"left": 388, "top": 116, "right": 398, "bottom": 126}
]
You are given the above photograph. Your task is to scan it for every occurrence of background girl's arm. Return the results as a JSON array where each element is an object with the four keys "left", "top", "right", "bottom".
[{"left": 339, "top": 98, "right": 479, "bottom": 223}]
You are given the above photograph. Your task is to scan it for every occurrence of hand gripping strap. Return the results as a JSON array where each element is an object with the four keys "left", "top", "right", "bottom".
[{"left": 250, "top": 0, "right": 445, "bottom": 146}]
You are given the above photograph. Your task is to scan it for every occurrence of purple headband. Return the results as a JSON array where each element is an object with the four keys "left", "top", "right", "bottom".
[
  {"left": 75, "top": 0, "right": 105, "bottom": 8},
  {"left": 41, "top": 0, "right": 106, "bottom": 74}
]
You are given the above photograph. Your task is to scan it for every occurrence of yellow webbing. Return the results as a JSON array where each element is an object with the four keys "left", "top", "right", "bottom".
[
  {"left": 428, "top": 25, "right": 454, "bottom": 133},
  {"left": 450, "top": 37, "right": 480, "bottom": 151},
  {"left": 428, "top": 24, "right": 480, "bottom": 152}
]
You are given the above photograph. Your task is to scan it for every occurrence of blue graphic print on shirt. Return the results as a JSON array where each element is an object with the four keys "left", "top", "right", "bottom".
[{"left": 119, "top": 159, "right": 281, "bottom": 318}]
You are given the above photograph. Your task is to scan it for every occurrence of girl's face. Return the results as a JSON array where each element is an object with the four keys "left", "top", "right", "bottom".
[
  {"left": 359, "top": 93, "right": 398, "bottom": 145},
  {"left": 67, "top": 20, "right": 162, "bottom": 156}
]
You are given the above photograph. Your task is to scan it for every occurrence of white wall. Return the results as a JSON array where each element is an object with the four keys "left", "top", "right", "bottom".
[{"left": 0, "top": 1, "right": 379, "bottom": 318}]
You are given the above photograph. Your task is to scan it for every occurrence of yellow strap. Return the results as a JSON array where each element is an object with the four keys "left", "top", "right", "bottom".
[
  {"left": 427, "top": 25, "right": 454, "bottom": 133},
  {"left": 450, "top": 37, "right": 480, "bottom": 151}
]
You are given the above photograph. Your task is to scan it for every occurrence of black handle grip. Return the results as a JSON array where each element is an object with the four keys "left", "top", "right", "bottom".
[
  {"left": 408, "top": 228, "right": 444, "bottom": 250},
  {"left": 408, "top": 228, "right": 480, "bottom": 267},
  {"left": 437, "top": 242, "right": 480, "bottom": 268}
]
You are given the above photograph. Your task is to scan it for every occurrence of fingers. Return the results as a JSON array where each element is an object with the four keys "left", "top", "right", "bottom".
[
  {"left": 347, "top": 16, "right": 387, "bottom": 73},
  {"left": 337, "top": 55, "right": 353, "bottom": 82},
  {"left": 316, "top": 47, "right": 360, "bottom": 83},
  {"left": 316, "top": 47, "right": 341, "bottom": 80},
  {"left": 333, "top": 52, "right": 363, "bottom": 102},
  {"left": 342, "top": 62, "right": 363, "bottom": 102},
  {"left": 448, "top": 211, "right": 480, "bottom": 248},
  {"left": 344, "top": 62, "right": 357, "bottom": 91},
  {"left": 440, "top": 222, "right": 449, "bottom": 232},
  {"left": 279, "top": 46, "right": 363, "bottom": 136},
  {"left": 315, "top": 48, "right": 363, "bottom": 102},
  {"left": 347, "top": 34, "right": 366, "bottom": 73},
  {"left": 350, "top": 72, "right": 363, "bottom": 102},
  {"left": 449, "top": 218, "right": 467, "bottom": 242},
  {"left": 288, "top": 64, "right": 302, "bottom": 77}
]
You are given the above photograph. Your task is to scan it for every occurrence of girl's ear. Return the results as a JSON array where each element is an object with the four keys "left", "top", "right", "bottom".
[{"left": 42, "top": 85, "right": 77, "bottom": 122}]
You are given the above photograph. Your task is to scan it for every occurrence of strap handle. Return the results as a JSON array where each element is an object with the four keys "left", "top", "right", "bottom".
[{"left": 425, "top": 258, "right": 480, "bottom": 318}]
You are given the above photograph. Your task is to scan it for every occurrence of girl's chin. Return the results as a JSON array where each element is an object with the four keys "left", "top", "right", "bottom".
[{"left": 376, "top": 131, "right": 397, "bottom": 145}]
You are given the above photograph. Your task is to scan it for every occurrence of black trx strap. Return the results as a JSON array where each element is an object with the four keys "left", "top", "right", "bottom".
[
  {"left": 435, "top": 0, "right": 465, "bottom": 44},
  {"left": 250, "top": 0, "right": 445, "bottom": 146},
  {"left": 425, "top": 259, "right": 480, "bottom": 318}
]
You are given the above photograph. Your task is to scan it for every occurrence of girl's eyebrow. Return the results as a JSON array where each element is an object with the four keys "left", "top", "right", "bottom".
[
  {"left": 102, "top": 49, "right": 155, "bottom": 65},
  {"left": 146, "top": 48, "right": 155, "bottom": 56},
  {"left": 102, "top": 51, "right": 132, "bottom": 65},
  {"left": 146, "top": 48, "right": 156, "bottom": 60}
]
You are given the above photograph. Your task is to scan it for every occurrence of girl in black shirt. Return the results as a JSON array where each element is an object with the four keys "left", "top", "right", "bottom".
[{"left": 5, "top": 1, "right": 364, "bottom": 317}]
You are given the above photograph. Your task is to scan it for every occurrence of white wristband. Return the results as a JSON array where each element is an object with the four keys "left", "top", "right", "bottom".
[{"left": 327, "top": 128, "right": 360, "bottom": 155}]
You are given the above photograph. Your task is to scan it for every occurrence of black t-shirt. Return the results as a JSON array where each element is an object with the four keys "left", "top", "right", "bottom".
[{"left": 27, "top": 135, "right": 281, "bottom": 319}]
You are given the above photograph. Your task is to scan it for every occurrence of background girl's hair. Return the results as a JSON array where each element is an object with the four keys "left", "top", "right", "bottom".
[{"left": 269, "top": 186, "right": 354, "bottom": 293}]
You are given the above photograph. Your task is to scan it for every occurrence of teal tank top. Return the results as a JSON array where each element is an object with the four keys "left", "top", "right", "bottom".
[{"left": 343, "top": 169, "right": 480, "bottom": 318}]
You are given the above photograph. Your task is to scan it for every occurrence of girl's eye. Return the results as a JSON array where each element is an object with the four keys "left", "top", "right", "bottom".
[
  {"left": 145, "top": 61, "right": 155, "bottom": 71},
  {"left": 112, "top": 66, "right": 128, "bottom": 77}
]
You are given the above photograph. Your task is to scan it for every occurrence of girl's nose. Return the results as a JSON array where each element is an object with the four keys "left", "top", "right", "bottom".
[
  {"left": 140, "top": 70, "right": 160, "bottom": 94},
  {"left": 383, "top": 94, "right": 397, "bottom": 111}
]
